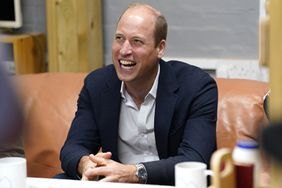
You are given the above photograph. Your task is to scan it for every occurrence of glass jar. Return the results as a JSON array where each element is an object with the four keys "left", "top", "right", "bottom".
[{"left": 232, "top": 140, "right": 260, "bottom": 188}]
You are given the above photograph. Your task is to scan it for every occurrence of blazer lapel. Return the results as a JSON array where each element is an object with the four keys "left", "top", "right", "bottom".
[{"left": 155, "top": 60, "right": 179, "bottom": 158}]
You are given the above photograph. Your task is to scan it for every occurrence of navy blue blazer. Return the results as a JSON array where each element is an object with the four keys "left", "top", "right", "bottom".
[{"left": 60, "top": 59, "right": 218, "bottom": 185}]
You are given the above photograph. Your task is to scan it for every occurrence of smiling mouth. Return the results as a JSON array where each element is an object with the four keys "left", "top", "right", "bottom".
[{"left": 119, "top": 60, "right": 136, "bottom": 69}]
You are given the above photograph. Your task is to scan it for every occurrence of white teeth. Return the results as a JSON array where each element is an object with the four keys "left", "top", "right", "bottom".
[{"left": 120, "top": 60, "right": 136, "bottom": 66}]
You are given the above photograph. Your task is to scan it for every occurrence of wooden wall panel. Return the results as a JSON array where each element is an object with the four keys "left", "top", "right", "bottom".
[
  {"left": 269, "top": 0, "right": 282, "bottom": 121},
  {"left": 46, "top": 0, "right": 103, "bottom": 72},
  {"left": 268, "top": 0, "right": 282, "bottom": 187}
]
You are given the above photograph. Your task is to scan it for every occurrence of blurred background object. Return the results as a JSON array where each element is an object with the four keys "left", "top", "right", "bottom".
[
  {"left": 259, "top": 0, "right": 282, "bottom": 187},
  {"left": 0, "top": 64, "right": 24, "bottom": 157}
]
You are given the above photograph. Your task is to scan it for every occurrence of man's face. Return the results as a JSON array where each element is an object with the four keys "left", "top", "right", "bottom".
[{"left": 112, "top": 7, "right": 165, "bottom": 85}]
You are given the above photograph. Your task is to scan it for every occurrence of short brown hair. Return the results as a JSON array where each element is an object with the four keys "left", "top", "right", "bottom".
[{"left": 154, "top": 14, "right": 167, "bottom": 47}]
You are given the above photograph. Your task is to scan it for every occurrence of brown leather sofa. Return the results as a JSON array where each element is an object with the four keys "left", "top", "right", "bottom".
[{"left": 14, "top": 73, "right": 269, "bottom": 180}]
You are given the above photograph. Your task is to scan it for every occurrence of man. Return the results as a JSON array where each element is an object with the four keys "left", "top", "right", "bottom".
[{"left": 59, "top": 3, "right": 218, "bottom": 185}]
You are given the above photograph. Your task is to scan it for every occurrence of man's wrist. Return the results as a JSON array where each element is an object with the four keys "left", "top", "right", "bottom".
[
  {"left": 135, "top": 163, "right": 148, "bottom": 184},
  {"left": 78, "top": 156, "right": 89, "bottom": 176}
]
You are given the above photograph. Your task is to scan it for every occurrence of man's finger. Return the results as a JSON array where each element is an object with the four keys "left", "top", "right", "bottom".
[
  {"left": 87, "top": 166, "right": 112, "bottom": 178},
  {"left": 98, "top": 176, "right": 116, "bottom": 182},
  {"left": 89, "top": 154, "right": 108, "bottom": 166},
  {"left": 83, "top": 167, "right": 100, "bottom": 181},
  {"left": 95, "top": 152, "right": 112, "bottom": 159},
  {"left": 81, "top": 175, "right": 88, "bottom": 181},
  {"left": 81, "top": 165, "right": 96, "bottom": 181}
]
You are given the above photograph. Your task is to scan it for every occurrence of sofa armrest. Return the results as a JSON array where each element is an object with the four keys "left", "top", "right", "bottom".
[
  {"left": 15, "top": 72, "right": 86, "bottom": 178},
  {"left": 215, "top": 78, "right": 269, "bottom": 149}
]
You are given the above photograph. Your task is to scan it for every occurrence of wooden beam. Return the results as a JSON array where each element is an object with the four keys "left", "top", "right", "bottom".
[{"left": 268, "top": 0, "right": 282, "bottom": 187}]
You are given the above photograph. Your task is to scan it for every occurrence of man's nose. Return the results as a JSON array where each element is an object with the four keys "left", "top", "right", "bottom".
[{"left": 120, "top": 40, "right": 132, "bottom": 56}]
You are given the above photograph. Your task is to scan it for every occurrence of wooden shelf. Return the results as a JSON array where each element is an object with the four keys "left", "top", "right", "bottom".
[{"left": 0, "top": 33, "right": 46, "bottom": 74}]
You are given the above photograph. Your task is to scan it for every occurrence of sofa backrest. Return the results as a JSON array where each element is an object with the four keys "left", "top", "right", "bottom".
[{"left": 14, "top": 73, "right": 269, "bottom": 178}]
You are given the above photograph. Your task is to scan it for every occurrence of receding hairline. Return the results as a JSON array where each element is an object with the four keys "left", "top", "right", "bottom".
[
  {"left": 127, "top": 3, "right": 162, "bottom": 17},
  {"left": 118, "top": 3, "right": 163, "bottom": 24}
]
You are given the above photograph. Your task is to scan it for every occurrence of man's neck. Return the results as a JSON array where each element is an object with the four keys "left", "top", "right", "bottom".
[
  {"left": 124, "top": 64, "right": 160, "bottom": 109},
  {"left": 125, "top": 83, "right": 152, "bottom": 109}
]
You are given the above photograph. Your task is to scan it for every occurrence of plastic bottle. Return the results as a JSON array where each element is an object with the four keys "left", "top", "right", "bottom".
[{"left": 232, "top": 140, "right": 260, "bottom": 188}]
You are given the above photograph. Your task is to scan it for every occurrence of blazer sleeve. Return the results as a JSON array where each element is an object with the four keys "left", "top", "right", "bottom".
[{"left": 60, "top": 76, "right": 101, "bottom": 179}]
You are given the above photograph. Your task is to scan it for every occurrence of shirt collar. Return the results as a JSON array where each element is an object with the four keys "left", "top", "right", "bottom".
[{"left": 120, "top": 63, "right": 160, "bottom": 102}]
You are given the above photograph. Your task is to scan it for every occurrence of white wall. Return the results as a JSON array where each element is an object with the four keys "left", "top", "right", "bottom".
[{"left": 103, "top": 0, "right": 259, "bottom": 64}]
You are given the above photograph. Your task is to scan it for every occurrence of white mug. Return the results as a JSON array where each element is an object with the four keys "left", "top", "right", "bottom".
[
  {"left": 175, "top": 162, "right": 213, "bottom": 188},
  {"left": 0, "top": 157, "right": 26, "bottom": 188}
]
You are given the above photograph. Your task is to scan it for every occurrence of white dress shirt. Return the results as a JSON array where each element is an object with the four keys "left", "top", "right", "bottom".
[{"left": 118, "top": 65, "right": 160, "bottom": 164}]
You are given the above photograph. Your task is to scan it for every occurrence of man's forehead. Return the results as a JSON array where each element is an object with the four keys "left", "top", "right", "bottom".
[{"left": 122, "top": 5, "right": 158, "bottom": 21}]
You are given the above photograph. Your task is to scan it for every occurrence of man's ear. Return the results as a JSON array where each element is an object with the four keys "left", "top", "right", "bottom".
[{"left": 157, "top": 40, "right": 166, "bottom": 58}]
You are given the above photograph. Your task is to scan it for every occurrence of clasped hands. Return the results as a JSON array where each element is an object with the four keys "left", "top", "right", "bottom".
[{"left": 79, "top": 152, "right": 139, "bottom": 183}]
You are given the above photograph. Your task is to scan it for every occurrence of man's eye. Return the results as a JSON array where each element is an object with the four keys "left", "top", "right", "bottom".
[
  {"left": 132, "top": 39, "right": 143, "bottom": 45},
  {"left": 115, "top": 36, "right": 124, "bottom": 42}
]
